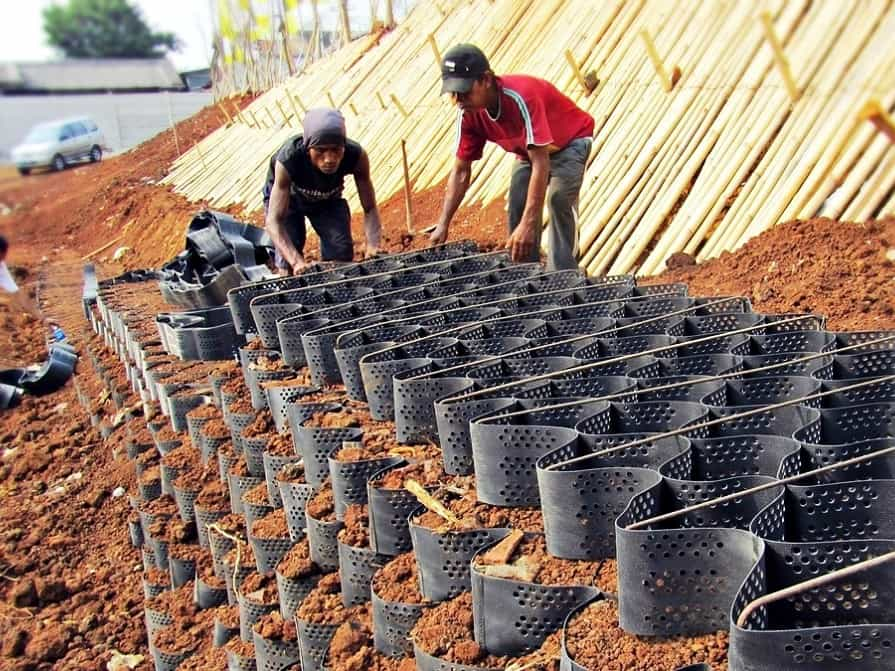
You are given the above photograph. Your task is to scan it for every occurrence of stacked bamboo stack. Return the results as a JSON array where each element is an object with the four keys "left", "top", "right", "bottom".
[{"left": 162, "top": 0, "right": 895, "bottom": 276}]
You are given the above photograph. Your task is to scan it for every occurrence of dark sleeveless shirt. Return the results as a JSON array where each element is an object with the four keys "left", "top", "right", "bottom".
[{"left": 272, "top": 135, "right": 362, "bottom": 211}]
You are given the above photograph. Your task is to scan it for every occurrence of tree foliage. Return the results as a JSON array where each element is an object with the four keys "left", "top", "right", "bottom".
[{"left": 43, "top": 0, "right": 179, "bottom": 59}]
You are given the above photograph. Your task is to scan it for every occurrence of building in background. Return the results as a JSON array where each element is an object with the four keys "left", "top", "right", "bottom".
[{"left": 0, "top": 58, "right": 185, "bottom": 94}]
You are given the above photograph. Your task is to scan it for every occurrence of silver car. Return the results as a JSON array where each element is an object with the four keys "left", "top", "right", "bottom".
[{"left": 11, "top": 116, "right": 107, "bottom": 175}]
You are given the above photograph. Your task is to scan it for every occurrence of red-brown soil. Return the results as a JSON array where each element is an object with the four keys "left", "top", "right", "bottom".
[
  {"left": 414, "top": 486, "right": 544, "bottom": 533},
  {"left": 564, "top": 599, "right": 728, "bottom": 671},
  {"left": 372, "top": 552, "right": 426, "bottom": 604},
  {"left": 337, "top": 504, "right": 370, "bottom": 548},
  {"left": 327, "top": 602, "right": 416, "bottom": 671},
  {"left": 276, "top": 539, "right": 319, "bottom": 579},
  {"left": 646, "top": 217, "right": 895, "bottom": 331}
]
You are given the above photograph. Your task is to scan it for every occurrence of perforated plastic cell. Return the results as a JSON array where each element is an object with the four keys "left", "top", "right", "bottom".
[
  {"left": 725, "top": 375, "right": 824, "bottom": 408},
  {"left": 623, "top": 296, "right": 695, "bottom": 318},
  {"left": 794, "top": 403, "right": 895, "bottom": 445},
  {"left": 573, "top": 334, "right": 676, "bottom": 359},
  {"left": 278, "top": 479, "right": 313, "bottom": 541},
  {"left": 749, "top": 330, "right": 837, "bottom": 355},
  {"left": 262, "top": 452, "right": 301, "bottom": 507},
  {"left": 632, "top": 282, "right": 689, "bottom": 297},
  {"left": 238, "top": 591, "right": 279, "bottom": 641},
  {"left": 253, "top": 629, "right": 301, "bottom": 671},
  {"left": 360, "top": 354, "right": 433, "bottom": 422},
  {"left": 241, "top": 496, "right": 274, "bottom": 531},
  {"left": 709, "top": 404, "right": 822, "bottom": 441},
  {"left": 305, "top": 511, "right": 343, "bottom": 571},
  {"left": 537, "top": 449, "right": 664, "bottom": 560},
  {"left": 297, "top": 619, "right": 339, "bottom": 671},
  {"left": 609, "top": 315, "right": 684, "bottom": 338},
  {"left": 433, "top": 394, "right": 518, "bottom": 475},
  {"left": 277, "top": 317, "right": 332, "bottom": 368},
  {"left": 275, "top": 570, "right": 317, "bottom": 620},
  {"left": 330, "top": 454, "right": 403, "bottom": 517},
  {"left": 265, "top": 384, "right": 319, "bottom": 433},
  {"left": 555, "top": 300, "right": 627, "bottom": 321},
  {"left": 803, "top": 438, "right": 895, "bottom": 482},
  {"left": 241, "top": 436, "right": 268, "bottom": 477},
  {"left": 393, "top": 371, "right": 476, "bottom": 444},
  {"left": 367, "top": 464, "right": 418, "bottom": 555},
  {"left": 470, "top": 534, "right": 601, "bottom": 656},
  {"left": 743, "top": 352, "right": 835, "bottom": 380},
  {"left": 822, "top": 377, "right": 895, "bottom": 407},
  {"left": 575, "top": 400, "right": 712, "bottom": 438},
  {"left": 635, "top": 375, "right": 728, "bottom": 405},
  {"left": 661, "top": 353, "right": 746, "bottom": 377},
  {"left": 615, "top": 491, "right": 764, "bottom": 637},
  {"left": 246, "top": 368, "right": 293, "bottom": 410},
  {"left": 729, "top": 539, "right": 895, "bottom": 671},
  {"left": 832, "top": 350, "right": 895, "bottom": 379},
  {"left": 659, "top": 435, "right": 803, "bottom": 481},
  {"left": 172, "top": 483, "right": 200, "bottom": 522},
  {"left": 834, "top": 329, "right": 895, "bottom": 352},
  {"left": 665, "top": 474, "right": 783, "bottom": 530},
  {"left": 338, "top": 540, "right": 389, "bottom": 607},
  {"left": 372, "top": 587, "right": 428, "bottom": 658},
  {"left": 292, "top": 421, "right": 363, "bottom": 488},
  {"left": 251, "top": 301, "right": 304, "bottom": 349},
  {"left": 754, "top": 480, "right": 895, "bottom": 543},
  {"left": 228, "top": 275, "right": 307, "bottom": 334},
  {"left": 149, "top": 643, "right": 192, "bottom": 671},
  {"left": 470, "top": 400, "right": 605, "bottom": 506},
  {"left": 228, "top": 473, "right": 263, "bottom": 515},
  {"left": 410, "top": 519, "right": 511, "bottom": 601}
]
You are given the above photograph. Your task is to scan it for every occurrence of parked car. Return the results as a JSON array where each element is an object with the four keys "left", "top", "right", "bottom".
[{"left": 11, "top": 116, "right": 107, "bottom": 175}]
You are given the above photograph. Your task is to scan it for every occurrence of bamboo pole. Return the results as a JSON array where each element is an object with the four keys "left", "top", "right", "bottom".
[
  {"left": 759, "top": 10, "right": 800, "bottom": 102},
  {"left": 401, "top": 139, "right": 414, "bottom": 233},
  {"left": 639, "top": 29, "right": 680, "bottom": 92}
]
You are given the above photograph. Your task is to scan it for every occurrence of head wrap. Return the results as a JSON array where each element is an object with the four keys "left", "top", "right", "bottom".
[{"left": 303, "top": 107, "right": 346, "bottom": 148}]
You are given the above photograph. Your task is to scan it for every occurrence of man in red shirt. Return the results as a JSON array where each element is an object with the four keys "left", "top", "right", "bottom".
[{"left": 429, "top": 44, "right": 594, "bottom": 270}]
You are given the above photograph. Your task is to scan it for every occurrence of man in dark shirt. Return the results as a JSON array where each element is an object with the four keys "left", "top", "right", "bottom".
[
  {"left": 264, "top": 108, "right": 382, "bottom": 273},
  {"left": 429, "top": 44, "right": 595, "bottom": 270}
]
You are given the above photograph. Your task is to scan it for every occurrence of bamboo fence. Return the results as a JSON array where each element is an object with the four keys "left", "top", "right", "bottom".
[{"left": 162, "top": 0, "right": 895, "bottom": 276}]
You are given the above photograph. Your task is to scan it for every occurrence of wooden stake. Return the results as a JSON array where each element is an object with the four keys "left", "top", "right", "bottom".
[
  {"left": 248, "top": 109, "right": 263, "bottom": 128},
  {"left": 639, "top": 29, "right": 680, "bottom": 92},
  {"left": 860, "top": 99, "right": 895, "bottom": 144},
  {"left": 286, "top": 92, "right": 301, "bottom": 123},
  {"left": 326, "top": 91, "right": 337, "bottom": 109},
  {"left": 217, "top": 103, "right": 233, "bottom": 126},
  {"left": 759, "top": 11, "right": 800, "bottom": 102},
  {"left": 405, "top": 479, "right": 461, "bottom": 528},
  {"left": 389, "top": 93, "right": 409, "bottom": 118},
  {"left": 291, "top": 92, "right": 307, "bottom": 115},
  {"left": 564, "top": 49, "right": 589, "bottom": 91},
  {"left": 348, "top": 101, "right": 359, "bottom": 116},
  {"left": 194, "top": 142, "right": 208, "bottom": 170},
  {"left": 81, "top": 236, "right": 124, "bottom": 261},
  {"left": 427, "top": 33, "right": 441, "bottom": 65},
  {"left": 165, "top": 91, "right": 181, "bottom": 155},
  {"left": 265, "top": 106, "right": 278, "bottom": 127},
  {"left": 401, "top": 139, "right": 414, "bottom": 233},
  {"left": 376, "top": 91, "right": 387, "bottom": 110},
  {"left": 275, "top": 98, "right": 290, "bottom": 125}
]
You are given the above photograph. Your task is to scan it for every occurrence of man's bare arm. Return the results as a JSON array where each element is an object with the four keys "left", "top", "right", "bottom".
[
  {"left": 505, "top": 145, "right": 549, "bottom": 262},
  {"left": 429, "top": 158, "right": 472, "bottom": 245},
  {"left": 354, "top": 150, "right": 382, "bottom": 256},
  {"left": 265, "top": 162, "right": 305, "bottom": 272}
]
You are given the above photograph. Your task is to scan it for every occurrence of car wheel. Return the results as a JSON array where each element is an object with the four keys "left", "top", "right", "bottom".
[
  {"left": 89, "top": 145, "right": 102, "bottom": 163},
  {"left": 17, "top": 167, "right": 31, "bottom": 176},
  {"left": 52, "top": 154, "right": 66, "bottom": 172}
]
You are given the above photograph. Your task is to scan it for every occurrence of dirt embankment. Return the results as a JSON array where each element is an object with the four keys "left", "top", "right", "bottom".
[{"left": 645, "top": 217, "right": 895, "bottom": 331}]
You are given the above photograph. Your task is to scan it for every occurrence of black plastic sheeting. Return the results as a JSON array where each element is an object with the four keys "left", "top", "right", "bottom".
[{"left": 0, "top": 342, "right": 79, "bottom": 408}]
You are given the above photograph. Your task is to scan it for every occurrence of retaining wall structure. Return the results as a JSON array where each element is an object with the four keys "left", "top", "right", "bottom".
[{"left": 163, "top": 0, "right": 895, "bottom": 276}]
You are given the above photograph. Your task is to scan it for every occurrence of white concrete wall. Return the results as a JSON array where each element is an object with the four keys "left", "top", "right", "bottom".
[{"left": 0, "top": 90, "right": 213, "bottom": 162}]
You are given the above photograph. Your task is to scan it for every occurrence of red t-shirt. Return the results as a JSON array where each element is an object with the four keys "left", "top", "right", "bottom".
[{"left": 454, "top": 74, "right": 595, "bottom": 161}]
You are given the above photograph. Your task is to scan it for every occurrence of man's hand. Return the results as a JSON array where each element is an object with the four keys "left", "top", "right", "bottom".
[
  {"left": 505, "top": 220, "right": 538, "bottom": 262},
  {"left": 429, "top": 223, "right": 449, "bottom": 246},
  {"left": 291, "top": 256, "right": 309, "bottom": 275}
]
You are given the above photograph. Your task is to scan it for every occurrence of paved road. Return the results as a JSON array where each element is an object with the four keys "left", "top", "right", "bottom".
[{"left": 0, "top": 91, "right": 213, "bottom": 163}]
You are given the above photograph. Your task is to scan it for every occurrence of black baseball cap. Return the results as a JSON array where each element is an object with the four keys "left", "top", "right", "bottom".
[{"left": 440, "top": 44, "right": 490, "bottom": 94}]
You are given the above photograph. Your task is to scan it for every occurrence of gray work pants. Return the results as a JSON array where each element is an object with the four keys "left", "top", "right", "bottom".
[{"left": 507, "top": 136, "right": 592, "bottom": 271}]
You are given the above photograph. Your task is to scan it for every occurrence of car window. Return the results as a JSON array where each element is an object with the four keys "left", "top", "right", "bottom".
[
  {"left": 23, "top": 124, "right": 60, "bottom": 143},
  {"left": 58, "top": 124, "right": 76, "bottom": 141},
  {"left": 70, "top": 122, "right": 88, "bottom": 136},
  {"left": 83, "top": 119, "right": 99, "bottom": 132}
]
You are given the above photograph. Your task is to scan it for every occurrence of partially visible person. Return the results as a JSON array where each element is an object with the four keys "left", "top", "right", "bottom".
[
  {"left": 429, "top": 44, "right": 595, "bottom": 270},
  {"left": 263, "top": 108, "right": 382, "bottom": 274},
  {"left": 0, "top": 235, "right": 49, "bottom": 325}
]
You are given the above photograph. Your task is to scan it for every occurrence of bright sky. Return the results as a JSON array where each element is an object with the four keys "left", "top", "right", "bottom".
[{"left": 0, "top": 0, "right": 215, "bottom": 71}]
